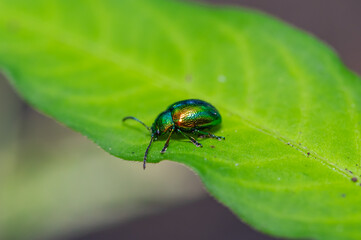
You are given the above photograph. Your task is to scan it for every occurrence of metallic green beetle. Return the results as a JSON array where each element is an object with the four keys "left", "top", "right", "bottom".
[{"left": 123, "top": 99, "right": 225, "bottom": 169}]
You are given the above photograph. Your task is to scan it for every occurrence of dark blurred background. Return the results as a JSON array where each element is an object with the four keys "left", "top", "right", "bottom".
[{"left": 0, "top": 0, "right": 360, "bottom": 240}]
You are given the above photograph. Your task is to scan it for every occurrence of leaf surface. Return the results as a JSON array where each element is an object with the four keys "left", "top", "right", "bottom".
[{"left": 1, "top": 0, "right": 361, "bottom": 239}]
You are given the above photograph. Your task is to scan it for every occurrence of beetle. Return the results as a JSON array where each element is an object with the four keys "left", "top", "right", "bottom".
[{"left": 123, "top": 99, "right": 225, "bottom": 169}]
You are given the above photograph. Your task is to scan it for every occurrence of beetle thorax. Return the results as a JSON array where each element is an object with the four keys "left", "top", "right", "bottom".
[{"left": 151, "top": 110, "right": 174, "bottom": 137}]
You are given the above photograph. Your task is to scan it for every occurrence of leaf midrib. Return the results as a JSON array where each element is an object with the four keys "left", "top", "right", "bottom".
[{"left": 0, "top": 3, "right": 352, "bottom": 180}]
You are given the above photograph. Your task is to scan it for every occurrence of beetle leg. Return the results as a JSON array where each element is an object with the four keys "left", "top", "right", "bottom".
[
  {"left": 161, "top": 127, "right": 175, "bottom": 153},
  {"left": 177, "top": 129, "right": 203, "bottom": 148},
  {"left": 193, "top": 129, "right": 225, "bottom": 141}
]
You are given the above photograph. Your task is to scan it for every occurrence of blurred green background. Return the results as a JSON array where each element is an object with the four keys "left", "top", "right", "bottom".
[{"left": 0, "top": 0, "right": 360, "bottom": 240}]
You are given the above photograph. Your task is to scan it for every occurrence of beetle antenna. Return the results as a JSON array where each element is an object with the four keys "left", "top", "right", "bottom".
[
  {"left": 123, "top": 116, "right": 151, "bottom": 132},
  {"left": 143, "top": 135, "right": 154, "bottom": 169}
]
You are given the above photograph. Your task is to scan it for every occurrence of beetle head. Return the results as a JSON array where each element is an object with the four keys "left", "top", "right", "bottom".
[{"left": 151, "top": 110, "right": 174, "bottom": 138}]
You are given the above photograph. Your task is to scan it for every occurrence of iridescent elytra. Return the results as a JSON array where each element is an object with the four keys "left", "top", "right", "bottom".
[{"left": 123, "top": 99, "right": 225, "bottom": 169}]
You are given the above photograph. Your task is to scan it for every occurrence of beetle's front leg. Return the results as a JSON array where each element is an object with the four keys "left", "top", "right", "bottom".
[
  {"left": 161, "top": 127, "right": 175, "bottom": 153},
  {"left": 193, "top": 129, "right": 225, "bottom": 141}
]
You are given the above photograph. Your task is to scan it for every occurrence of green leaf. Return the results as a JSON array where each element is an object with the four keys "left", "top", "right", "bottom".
[{"left": 1, "top": 0, "right": 361, "bottom": 239}]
